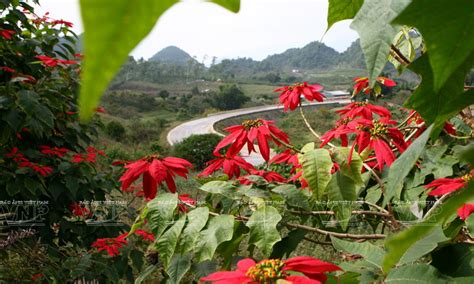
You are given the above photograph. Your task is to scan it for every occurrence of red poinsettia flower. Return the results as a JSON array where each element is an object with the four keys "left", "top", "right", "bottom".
[
  {"left": 91, "top": 233, "right": 128, "bottom": 257},
  {"left": 119, "top": 155, "right": 192, "bottom": 199},
  {"left": 134, "top": 229, "right": 155, "bottom": 242},
  {"left": 424, "top": 171, "right": 472, "bottom": 196},
  {"left": 0, "top": 29, "right": 15, "bottom": 39},
  {"left": 69, "top": 202, "right": 91, "bottom": 217},
  {"left": 40, "top": 145, "right": 69, "bottom": 157},
  {"left": 1, "top": 66, "right": 16, "bottom": 73},
  {"left": 201, "top": 256, "right": 341, "bottom": 284},
  {"left": 458, "top": 204, "right": 474, "bottom": 221},
  {"left": 320, "top": 117, "right": 354, "bottom": 147},
  {"left": 239, "top": 169, "right": 286, "bottom": 185},
  {"left": 288, "top": 170, "right": 308, "bottom": 188},
  {"left": 198, "top": 154, "right": 255, "bottom": 179},
  {"left": 51, "top": 19, "right": 73, "bottom": 27},
  {"left": 274, "top": 82, "right": 325, "bottom": 111},
  {"left": 35, "top": 55, "right": 78, "bottom": 67},
  {"left": 347, "top": 118, "right": 407, "bottom": 170},
  {"left": 178, "top": 194, "right": 196, "bottom": 212},
  {"left": 352, "top": 76, "right": 396, "bottom": 96},
  {"left": 407, "top": 110, "right": 457, "bottom": 138},
  {"left": 214, "top": 119, "right": 289, "bottom": 161},
  {"left": 336, "top": 102, "right": 391, "bottom": 120}
]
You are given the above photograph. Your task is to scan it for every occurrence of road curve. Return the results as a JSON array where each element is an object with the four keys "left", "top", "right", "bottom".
[{"left": 167, "top": 98, "right": 350, "bottom": 165}]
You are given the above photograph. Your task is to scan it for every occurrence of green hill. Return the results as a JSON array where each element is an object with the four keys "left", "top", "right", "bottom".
[{"left": 149, "top": 46, "right": 197, "bottom": 65}]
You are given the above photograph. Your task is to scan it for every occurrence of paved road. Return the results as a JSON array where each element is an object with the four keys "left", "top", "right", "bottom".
[{"left": 167, "top": 98, "right": 351, "bottom": 165}]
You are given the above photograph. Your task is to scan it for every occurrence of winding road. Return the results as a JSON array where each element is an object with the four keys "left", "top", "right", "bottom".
[{"left": 167, "top": 98, "right": 351, "bottom": 165}]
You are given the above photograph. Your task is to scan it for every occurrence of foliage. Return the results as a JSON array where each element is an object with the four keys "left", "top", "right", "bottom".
[
  {"left": 210, "top": 84, "right": 250, "bottom": 110},
  {"left": 173, "top": 134, "right": 222, "bottom": 170},
  {"left": 105, "top": 120, "right": 126, "bottom": 140}
]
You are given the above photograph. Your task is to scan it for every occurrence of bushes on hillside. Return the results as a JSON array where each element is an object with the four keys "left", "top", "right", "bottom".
[
  {"left": 210, "top": 84, "right": 250, "bottom": 110},
  {"left": 173, "top": 134, "right": 222, "bottom": 169},
  {"left": 106, "top": 120, "right": 126, "bottom": 140}
]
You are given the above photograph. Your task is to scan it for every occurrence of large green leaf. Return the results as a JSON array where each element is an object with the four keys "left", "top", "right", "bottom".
[
  {"left": 431, "top": 244, "right": 474, "bottom": 278},
  {"left": 385, "top": 264, "right": 446, "bottom": 283},
  {"left": 326, "top": 172, "right": 358, "bottom": 229},
  {"left": 154, "top": 215, "right": 186, "bottom": 269},
  {"left": 195, "top": 214, "right": 234, "bottom": 262},
  {"left": 301, "top": 148, "right": 333, "bottom": 199},
  {"left": 78, "top": 0, "right": 179, "bottom": 119},
  {"left": 405, "top": 54, "right": 474, "bottom": 136},
  {"left": 135, "top": 265, "right": 157, "bottom": 284},
  {"left": 208, "top": 0, "right": 240, "bottom": 12},
  {"left": 146, "top": 193, "right": 178, "bottom": 236},
  {"left": 179, "top": 207, "right": 209, "bottom": 253},
  {"left": 383, "top": 182, "right": 474, "bottom": 272},
  {"left": 270, "top": 229, "right": 307, "bottom": 259},
  {"left": 327, "top": 0, "right": 364, "bottom": 31},
  {"left": 398, "top": 225, "right": 448, "bottom": 265},
  {"left": 165, "top": 253, "right": 192, "bottom": 284},
  {"left": 385, "top": 125, "right": 433, "bottom": 202},
  {"left": 331, "top": 236, "right": 385, "bottom": 269},
  {"left": 333, "top": 147, "right": 364, "bottom": 186},
  {"left": 246, "top": 205, "right": 282, "bottom": 256},
  {"left": 78, "top": 0, "right": 240, "bottom": 119},
  {"left": 393, "top": 0, "right": 474, "bottom": 92},
  {"left": 271, "top": 184, "right": 310, "bottom": 210},
  {"left": 350, "top": 0, "right": 410, "bottom": 86}
]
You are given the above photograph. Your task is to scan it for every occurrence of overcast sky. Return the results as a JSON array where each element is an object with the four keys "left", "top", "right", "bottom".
[{"left": 34, "top": 0, "right": 359, "bottom": 64}]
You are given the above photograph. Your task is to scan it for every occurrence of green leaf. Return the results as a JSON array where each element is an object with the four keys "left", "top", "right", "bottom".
[
  {"left": 301, "top": 148, "right": 333, "bottom": 199},
  {"left": 165, "top": 253, "right": 192, "bottom": 284},
  {"left": 16, "top": 90, "right": 39, "bottom": 116},
  {"left": 326, "top": 172, "right": 358, "bottom": 230},
  {"left": 78, "top": 0, "right": 179, "bottom": 119},
  {"left": 431, "top": 243, "right": 474, "bottom": 277},
  {"left": 217, "top": 222, "right": 248, "bottom": 269},
  {"left": 350, "top": 0, "right": 410, "bottom": 86},
  {"left": 200, "top": 180, "right": 236, "bottom": 196},
  {"left": 179, "top": 207, "right": 209, "bottom": 252},
  {"left": 393, "top": 0, "right": 474, "bottom": 92},
  {"left": 271, "top": 184, "right": 310, "bottom": 210},
  {"left": 331, "top": 236, "right": 385, "bottom": 269},
  {"left": 382, "top": 182, "right": 474, "bottom": 272},
  {"left": 327, "top": 0, "right": 363, "bottom": 31},
  {"left": 385, "top": 125, "right": 433, "bottom": 202},
  {"left": 246, "top": 205, "right": 282, "bottom": 256},
  {"left": 207, "top": 0, "right": 240, "bottom": 13},
  {"left": 270, "top": 229, "right": 307, "bottom": 259},
  {"left": 134, "top": 265, "right": 157, "bottom": 284},
  {"left": 195, "top": 214, "right": 234, "bottom": 262},
  {"left": 333, "top": 147, "right": 364, "bottom": 186},
  {"left": 35, "top": 104, "right": 54, "bottom": 129},
  {"left": 398, "top": 226, "right": 448, "bottom": 265},
  {"left": 405, "top": 54, "right": 474, "bottom": 137},
  {"left": 146, "top": 193, "right": 178, "bottom": 236},
  {"left": 385, "top": 264, "right": 446, "bottom": 283},
  {"left": 466, "top": 214, "right": 474, "bottom": 238},
  {"left": 454, "top": 142, "right": 474, "bottom": 166},
  {"left": 155, "top": 215, "right": 186, "bottom": 269}
]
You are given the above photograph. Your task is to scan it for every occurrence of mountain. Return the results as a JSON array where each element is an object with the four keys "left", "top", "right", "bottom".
[{"left": 149, "top": 46, "right": 196, "bottom": 65}]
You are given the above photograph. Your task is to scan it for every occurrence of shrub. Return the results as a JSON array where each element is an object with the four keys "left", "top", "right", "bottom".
[
  {"left": 173, "top": 134, "right": 222, "bottom": 169},
  {"left": 106, "top": 120, "right": 126, "bottom": 140}
]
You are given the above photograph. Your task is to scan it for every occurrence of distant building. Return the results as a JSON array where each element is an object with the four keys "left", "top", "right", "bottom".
[
  {"left": 292, "top": 69, "right": 300, "bottom": 73},
  {"left": 324, "top": 90, "right": 350, "bottom": 97}
]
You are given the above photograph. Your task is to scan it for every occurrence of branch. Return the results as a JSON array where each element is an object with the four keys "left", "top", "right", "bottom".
[
  {"left": 284, "top": 223, "right": 386, "bottom": 239},
  {"left": 390, "top": 44, "right": 411, "bottom": 66},
  {"left": 288, "top": 209, "right": 391, "bottom": 218}
]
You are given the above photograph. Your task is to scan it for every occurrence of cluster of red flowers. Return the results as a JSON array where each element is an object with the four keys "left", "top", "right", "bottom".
[
  {"left": 91, "top": 229, "right": 155, "bottom": 257},
  {"left": 425, "top": 171, "right": 474, "bottom": 220},
  {"left": 274, "top": 82, "right": 325, "bottom": 111},
  {"left": 352, "top": 76, "right": 396, "bottom": 96},
  {"left": 201, "top": 256, "right": 341, "bottom": 283},
  {"left": 35, "top": 55, "right": 78, "bottom": 67},
  {"left": 69, "top": 202, "right": 91, "bottom": 218},
  {"left": 119, "top": 155, "right": 193, "bottom": 200},
  {"left": 40, "top": 145, "right": 69, "bottom": 157},
  {"left": 1, "top": 66, "right": 36, "bottom": 83},
  {"left": 6, "top": 147, "right": 53, "bottom": 177},
  {"left": 0, "top": 29, "right": 15, "bottom": 39},
  {"left": 71, "top": 146, "right": 106, "bottom": 163}
]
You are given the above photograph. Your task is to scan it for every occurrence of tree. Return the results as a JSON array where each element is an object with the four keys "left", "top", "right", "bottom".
[
  {"left": 158, "top": 90, "right": 169, "bottom": 100},
  {"left": 211, "top": 84, "right": 250, "bottom": 110},
  {"left": 106, "top": 120, "right": 126, "bottom": 140},
  {"left": 173, "top": 134, "right": 222, "bottom": 170}
]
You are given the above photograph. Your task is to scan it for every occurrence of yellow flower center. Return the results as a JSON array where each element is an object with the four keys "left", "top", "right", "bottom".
[
  {"left": 355, "top": 101, "right": 368, "bottom": 107},
  {"left": 369, "top": 120, "right": 388, "bottom": 137},
  {"left": 462, "top": 173, "right": 473, "bottom": 183},
  {"left": 287, "top": 82, "right": 304, "bottom": 90},
  {"left": 242, "top": 119, "right": 264, "bottom": 130},
  {"left": 246, "top": 259, "right": 286, "bottom": 283}
]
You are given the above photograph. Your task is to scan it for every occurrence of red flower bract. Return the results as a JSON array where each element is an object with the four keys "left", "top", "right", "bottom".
[
  {"left": 35, "top": 55, "right": 78, "bottom": 67},
  {"left": 458, "top": 204, "right": 474, "bottom": 221},
  {"left": 69, "top": 202, "right": 91, "bottom": 217},
  {"left": 214, "top": 119, "right": 289, "bottom": 161},
  {"left": 336, "top": 101, "right": 391, "bottom": 120},
  {"left": 274, "top": 82, "right": 325, "bottom": 111},
  {"left": 198, "top": 154, "right": 255, "bottom": 179},
  {"left": 200, "top": 256, "right": 340, "bottom": 283},
  {"left": 0, "top": 29, "right": 15, "bottom": 39},
  {"left": 119, "top": 155, "right": 192, "bottom": 200},
  {"left": 134, "top": 229, "right": 155, "bottom": 242},
  {"left": 91, "top": 233, "right": 128, "bottom": 257},
  {"left": 178, "top": 194, "right": 196, "bottom": 212},
  {"left": 239, "top": 169, "right": 286, "bottom": 185},
  {"left": 352, "top": 76, "right": 396, "bottom": 96},
  {"left": 424, "top": 171, "right": 472, "bottom": 196}
]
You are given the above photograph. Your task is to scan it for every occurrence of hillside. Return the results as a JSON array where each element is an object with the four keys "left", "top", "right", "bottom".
[{"left": 149, "top": 46, "right": 197, "bottom": 65}]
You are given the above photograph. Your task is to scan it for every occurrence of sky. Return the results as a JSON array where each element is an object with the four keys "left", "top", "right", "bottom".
[{"left": 34, "top": 0, "right": 359, "bottom": 64}]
